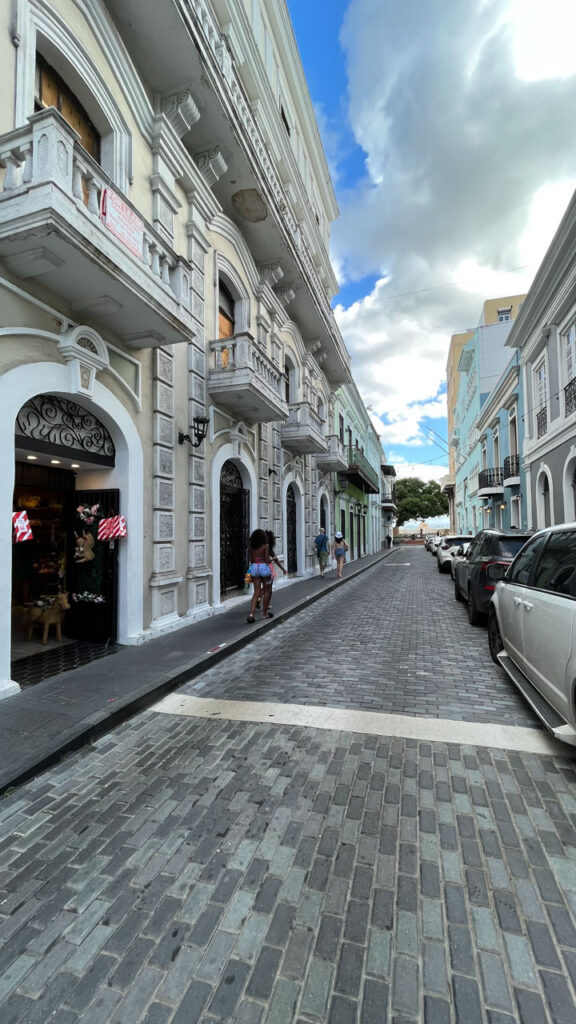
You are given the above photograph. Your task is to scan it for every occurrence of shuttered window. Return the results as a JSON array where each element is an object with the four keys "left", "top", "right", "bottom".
[{"left": 35, "top": 54, "right": 100, "bottom": 162}]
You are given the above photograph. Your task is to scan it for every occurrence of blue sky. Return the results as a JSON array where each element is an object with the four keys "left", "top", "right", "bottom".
[{"left": 286, "top": 0, "right": 576, "bottom": 486}]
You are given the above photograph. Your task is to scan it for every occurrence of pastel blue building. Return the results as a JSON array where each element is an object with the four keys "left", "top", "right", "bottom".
[{"left": 453, "top": 316, "right": 522, "bottom": 533}]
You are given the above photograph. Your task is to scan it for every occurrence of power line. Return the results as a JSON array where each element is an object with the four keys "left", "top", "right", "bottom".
[{"left": 368, "top": 265, "right": 531, "bottom": 304}]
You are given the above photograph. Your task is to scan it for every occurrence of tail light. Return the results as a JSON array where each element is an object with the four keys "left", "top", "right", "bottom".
[{"left": 483, "top": 560, "right": 509, "bottom": 590}]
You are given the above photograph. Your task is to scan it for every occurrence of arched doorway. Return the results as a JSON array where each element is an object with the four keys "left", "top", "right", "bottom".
[
  {"left": 286, "top": 484, "right": 297, "bottom": 573},
  {"left": 320, "top": 494, "right": 328, "bottom": 533},
  {"left": 12, "top": 395, "right": 120, "bottom": 651},
  {"left": 537, "top": 471, "right": 552, "bottom": 528},
  {"left": 219, "top": 461, "right": 249, "bottom": 596},
  {"left": 0, "top": 360, "right": 144, "bottom": 695}
]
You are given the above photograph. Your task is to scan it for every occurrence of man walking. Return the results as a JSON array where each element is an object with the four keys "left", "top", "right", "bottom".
[{"left": 314, "top": 527, "right": 330, "bottom": 578}]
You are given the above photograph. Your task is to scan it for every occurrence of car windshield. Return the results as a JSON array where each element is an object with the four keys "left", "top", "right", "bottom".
[{"left": 497, "top": 536, "right": 531, "bottom": 558}]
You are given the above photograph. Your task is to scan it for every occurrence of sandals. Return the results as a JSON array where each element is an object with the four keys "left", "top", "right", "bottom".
[
  {"left": 264, "top": 611, "right": 274, "bottom": 618},
  {"left": 246, "top": 614, "right": 255, "bottom": 623}
]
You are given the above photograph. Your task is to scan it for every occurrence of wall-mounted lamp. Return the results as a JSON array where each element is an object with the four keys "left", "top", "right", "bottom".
[
  {"left": 179, "top": 416, "right": 210, "bottom": 448},
  {"left": 500, "top": 502, "right": 507, "bottom": 510}
]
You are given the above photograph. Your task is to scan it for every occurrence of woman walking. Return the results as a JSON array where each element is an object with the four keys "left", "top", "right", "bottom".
[
  {"left": 264, "top": 530, "right": 286, "bottom": 617},
  {"left": 332, "top": 531, "right": 349, "bottom": 579},
  {"left": 246, "top": 529, "right": 273, "bottom": 623}
]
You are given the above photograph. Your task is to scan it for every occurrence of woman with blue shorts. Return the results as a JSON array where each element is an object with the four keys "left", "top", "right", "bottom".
[
  {"left": 246, "top": 528, "right": 273, "bottom": 623},
  {"left": 332, "top": 531, "right": 349, "bottom": 579}
]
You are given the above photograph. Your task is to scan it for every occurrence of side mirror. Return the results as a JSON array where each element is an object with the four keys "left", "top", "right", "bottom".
[
  {"left": 456, "top": 546, "right": 463, "bottom": 556},
  {"left": 486, "top": 563, "right": 506, "bottom": 582}
]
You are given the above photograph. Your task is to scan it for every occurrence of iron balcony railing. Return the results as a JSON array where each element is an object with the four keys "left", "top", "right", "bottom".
[
  {"left": 478, "top": 468, "right": 503, "bottom": 490},
  {"left": 344, "top": 445, "right": 380, "bottom": 493},
  {"left": 503, "top": 454, "right": 520, "bottom": 479},
  {"left": 565, "top": 377, "right": 576, "bottom": 417},
  {"left": 536, "top": 408, "right": 547, "bottom": 438}
]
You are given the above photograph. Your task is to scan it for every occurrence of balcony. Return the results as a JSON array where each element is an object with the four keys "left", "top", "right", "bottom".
[
  {"left": 450, "top": 426, "right": 461, "bottom": 448},
  {"left": 503, "top": 453, "right": 520, "bottom": 486},
  {"left": 478, "top": 468, "right": 504, "bottom": 497},
  {"left": 340, "top": 445, "right": 380, "bottom": 494},
  {"left": 0, "top": 109, "right": 196, "bottom": 347},
  {"left": 315, "top": 434, "right": 348, "bottom": 472},
  {"left": 381, "top": 464, "right": 396, "bottom": 477},
  {"left": 565, "top": 377, "right": 576, "bottom": 417},
  {"left": 207, "top": 334, "right": 288, "bottom": 424},
  {"left": 536, "top": 408, "right": 548, "bottom": 438},
  {"left": 280, "top": 402, "right": 327, "bottom": 454}
]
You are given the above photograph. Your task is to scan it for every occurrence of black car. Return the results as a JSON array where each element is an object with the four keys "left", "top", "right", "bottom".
[{"left": 453, "top": 528, "right": 531, "bottom": 625}]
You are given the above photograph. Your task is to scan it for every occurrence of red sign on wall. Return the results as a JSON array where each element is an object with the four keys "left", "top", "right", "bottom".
[{"left": 101, "top": 189, "right": 143, "bottom": 259}]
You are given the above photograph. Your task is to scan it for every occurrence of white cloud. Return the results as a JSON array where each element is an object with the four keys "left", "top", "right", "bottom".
[
  {"left": 332, "top": 0, "right": 576, "bottom": 442},
  {"left": 390, "top": 459, "right": 449, "bottom": 485}
]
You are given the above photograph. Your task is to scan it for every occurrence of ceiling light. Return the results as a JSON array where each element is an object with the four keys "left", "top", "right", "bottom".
[
  {"left": 26, "top": 455, "right": 37, "bottom": 461},
  {"left": 50, "top": 459, "right": 61, "bottom": 465},
  {"left": 71, "top": 463, "right": 80, "bottom": 469}
]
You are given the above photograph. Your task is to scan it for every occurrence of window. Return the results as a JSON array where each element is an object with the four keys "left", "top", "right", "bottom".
[
  {"left": 535, "top": 360, "right": 547, "bottom": 410},
  {"left": 498, "top": 308, "right": 512, "bottom": 322},
  {"left": 284, "top": 357, "right": 296, "bottom": 404},
  {"left": 218, "top": 282, "right": 235, "bottom": 339},
  {"left": 35, "top": 54, "right": 100, "bottom": 162},
  {"left": 493, "top": 431, "right": 500, "bottom": 469},
  {"left": 280, "top": 105, "right": 290, "bottom": 136},
  {"left": 508, "top": 535, "right": 547, "bottom": 585},
  {"left": 531, "top": 531, "right": 576, "bottom": 595},
  {"left": 565, "top": 323, "right": 576, "bottom": 383},
  {"left": 339, "top": 415, "right": 344, "bottom": 442},
  {"left": 509, "top": 414, "right": 518, "bottom": 457}
]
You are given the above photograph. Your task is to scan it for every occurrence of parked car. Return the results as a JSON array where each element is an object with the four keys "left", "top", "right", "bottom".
[
  {"left": 453, "top": 528, "right": 532, "bottom": 625},
  {"left": 488, "top": 524, "right": 576, "bottom": 745},
  {"left": 426, "top": 534, "right": 443, "bottom": 554},
  {"left": 450, "top": 541, "right": 470, "bottom": 580},
  {"left": 436, "top": 536, "right": 470, "bottom": 574}
]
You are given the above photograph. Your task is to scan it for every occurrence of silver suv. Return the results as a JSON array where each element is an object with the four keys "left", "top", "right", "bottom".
[{"left": 488, "top": 523, "right": 576, "bottom": 745}]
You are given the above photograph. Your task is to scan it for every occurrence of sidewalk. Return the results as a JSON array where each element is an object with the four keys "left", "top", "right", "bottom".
[{"left": 0, "top": 548, "right": 394, "bottom": 795}]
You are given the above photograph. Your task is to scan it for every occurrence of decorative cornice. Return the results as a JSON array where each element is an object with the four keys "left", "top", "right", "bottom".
[
  {"left": 162, "top": 88, "right": 201, "bottom": 138},
  {"left": 195, "top": 146, "right": 228, "bottom": 186},
  {"left": 275, "top": 286, "right": 295, "bottom": 307},
  {"left": 259, "top": 263, "right": 284, "bottom": 288}
]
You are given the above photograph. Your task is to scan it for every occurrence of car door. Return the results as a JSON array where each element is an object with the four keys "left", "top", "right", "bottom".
[
  {"left": 497, "top": 534, "right": 547, "bottom": 672},
  {"left": 521, "top": 530, "right": 576, "bottom": 717},
  {"left": 456, "top": 534, "right": 481, "bottom": 597}
]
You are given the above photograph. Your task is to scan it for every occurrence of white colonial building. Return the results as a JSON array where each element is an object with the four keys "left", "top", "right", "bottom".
[
  {"left": 506, "top": 188, "right": 576, "bottom": 530},
  {"left": 0, "top": 0, "right": 386, "bottom": 697}
]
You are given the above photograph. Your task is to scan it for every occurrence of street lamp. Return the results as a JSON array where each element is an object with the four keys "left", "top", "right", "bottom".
[{"left": 179, "top": 416, "right": 210, "bottom": 448}]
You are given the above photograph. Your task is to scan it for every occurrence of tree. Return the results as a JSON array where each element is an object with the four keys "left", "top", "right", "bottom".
[{"left": 394, "top": 477, "right": 449, "bottom": 527}]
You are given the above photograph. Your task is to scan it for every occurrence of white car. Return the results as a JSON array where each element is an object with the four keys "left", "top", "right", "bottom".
[
  {"left": 436, "top": 536, "right": 470, "bottom": 574},
  {"left": 427, "top": 534, "right": 444, "bottom": 554},
  {"left": 488, "top": 523, "right": 576, "bottom": 745},
  {"left": 450, "top": 541, "right": 470, "bottom": 580}
]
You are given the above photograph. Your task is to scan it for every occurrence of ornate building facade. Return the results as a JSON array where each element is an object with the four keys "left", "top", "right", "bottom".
[{"left": 0, "top": 0, "right": 384, "bottom": 696}]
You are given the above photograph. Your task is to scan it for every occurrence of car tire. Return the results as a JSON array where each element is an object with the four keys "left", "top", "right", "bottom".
[
  {"left": 454, "top": 579, "right": 462, "bottom": 602},
  {"left": 488, "top": 608, "right": 504, "bottom": 664},
  {"left": 437, "top": 561, "right": 443, "bottom": 573},
  {"left": 467, "top": 588, "right": 483, "bottom": 626}
]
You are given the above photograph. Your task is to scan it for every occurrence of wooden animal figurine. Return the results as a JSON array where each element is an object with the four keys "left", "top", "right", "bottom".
[
  {"left": 74, "top": 531, "right": 95, "bottom": 562},
  {"left": 26, "top": 593, "right": 71, "bottom": 644}
]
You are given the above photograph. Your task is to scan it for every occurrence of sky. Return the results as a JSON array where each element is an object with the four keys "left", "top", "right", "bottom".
[{"left": 286, "top": 0, "right": 576, "bottom": 489}]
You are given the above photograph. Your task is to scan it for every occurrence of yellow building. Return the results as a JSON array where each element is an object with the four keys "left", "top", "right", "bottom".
[{"left": 444, "top": 296, "right": 526, "bottom": 528}]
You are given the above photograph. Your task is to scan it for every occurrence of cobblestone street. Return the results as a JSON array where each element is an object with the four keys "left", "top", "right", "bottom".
[{"left": 1, "top": 548, "right": 576, "bottom": 1023}]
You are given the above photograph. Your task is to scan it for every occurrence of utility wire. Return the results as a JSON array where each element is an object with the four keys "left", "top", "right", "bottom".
[{"left": 363, "top": 265, "right": 531, "bottom": 304}]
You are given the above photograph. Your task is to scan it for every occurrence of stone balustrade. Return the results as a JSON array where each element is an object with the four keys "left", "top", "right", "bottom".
[{"left": 0, "top": 108, "right": 191, "bottom": 311}]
